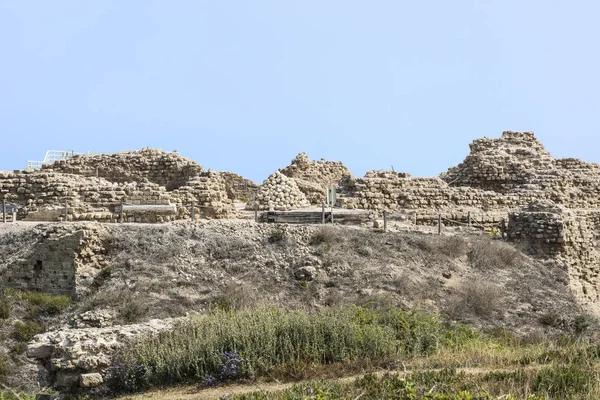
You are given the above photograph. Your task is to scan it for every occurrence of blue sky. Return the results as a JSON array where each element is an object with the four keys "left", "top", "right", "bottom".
[{"left": 1, "top": 1, "right": 599, "bottom": 182}]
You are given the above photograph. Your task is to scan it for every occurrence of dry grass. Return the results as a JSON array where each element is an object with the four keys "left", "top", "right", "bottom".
[
  {"left": 469, "top": 238, "right": 526, "bottom": 270},
  {"left": 445, "top": 280, "right": 505, "bottom": 320}
]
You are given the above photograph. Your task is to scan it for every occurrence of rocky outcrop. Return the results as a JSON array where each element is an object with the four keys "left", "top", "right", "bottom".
[{"left": 27, "top": 319, "right": 175, "bottom": 390}]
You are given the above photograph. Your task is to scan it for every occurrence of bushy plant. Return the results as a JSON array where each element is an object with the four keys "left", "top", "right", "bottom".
[
  {"left": 268, "top": 229, "right": 286, "bottom": 243},
  {"left": 533, "top": 363, "right": 596, "bottom": 397},
  {"left": 107, "top": 306, "right": 470, "bottom": 393},
  {"left": 469, "top": 238, "right": 525, "bottom": 270},
  {"left": 12, "top": 321, "right": 43, "bottom": 342},
  {"left": 17, "top": 291, "right": 71, "bottom": 317}
]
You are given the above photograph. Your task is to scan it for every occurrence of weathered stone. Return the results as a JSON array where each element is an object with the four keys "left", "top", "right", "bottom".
[
  {"left": 79, "top": 373, "right": 103, "bottom": 388},
  {"left": 56, "top": 371, "right": 80, "bottom": 388},
  {"left": 26, "top": 343, "right": 54, "bottom": 359},
  {"left": 294, "top": 266, "right": 317, "bottom": 281}
]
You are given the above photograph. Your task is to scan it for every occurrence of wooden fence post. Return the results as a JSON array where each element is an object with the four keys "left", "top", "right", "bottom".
[
  {"left": 383, "top": 210, "right": 388, "bottom": 232},
  {"left": 467, "top": 211, "right": 471, "bottom": 227},
  {"left": 254, "top": 203, "right": 259, "bottom": 223},
  {"left": 119, "top": 199, "right": 124, "bottom": 223},
  {"left": 322, "top": 204, "right": 326, "bottom": 224},
  {"left": 64, "top": 200, "right": 68, "bottom": 222},
  {"left": 501, "top": 219, "right": 506, "bottom": 240},
  {"left": 438, "top": 214, "right": 442, "bottom": 235},
  {"left": 2, "top": 200, "right": 5, "bottom": 224}
]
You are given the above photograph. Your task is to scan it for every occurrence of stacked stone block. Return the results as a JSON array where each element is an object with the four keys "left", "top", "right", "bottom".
[
  {"left": 508, "top": 201, "right": 600, "bottom": 311},
  {"left": 43, "top": 148, "right": 204, "bottom": 189},
  {"left": 248, "top": 171, "right": 310, "bottom": 211},
  {"left": 1, "top": 149, "right": 237, "bottom": 222},
  {"left": 280, "top": 152, "right": 352, "bottom": 204}
]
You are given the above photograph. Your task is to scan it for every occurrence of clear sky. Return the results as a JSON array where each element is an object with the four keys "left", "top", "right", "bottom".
[{"left": 1, "top": 1, "right": 599, "bottom": 182}]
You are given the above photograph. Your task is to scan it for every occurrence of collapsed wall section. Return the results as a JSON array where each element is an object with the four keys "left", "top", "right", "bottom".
[
  {"left": 280, "top": 152, "right": 352, "bottom": 204},
  {"left": 1, "top": 166, "right": 236, "bottom": 222},
  {"left": 43, "top": 149, "right": 204, "bottom": 190},
  {"left": 0, "top": 225, "right": 108, "bottom": 298},
  {"left": 508, "top": 201, "right": 600, "bottom": 312}
]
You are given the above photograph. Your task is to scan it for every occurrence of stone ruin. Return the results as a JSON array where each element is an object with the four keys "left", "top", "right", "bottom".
[
  {"left": 4, "top": 131, "right": 600, "bottom": 312},
  {"left": 279, "top": 152, "right": 352, "bottom": 204},
  {"left": 247, "top": 171, "right": 310, "bottom": 211},
  {"left": 0, "top": 149, "right": 237, "bottom": 222},
  {"left": 508, "top": 200, "right": 600, "bottom": 312}
]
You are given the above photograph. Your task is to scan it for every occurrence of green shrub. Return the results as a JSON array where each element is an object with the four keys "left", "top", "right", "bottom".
[
  {"left": 12, "top": 321, "right": 43, "bottom": 342},
  {"left": 12, "top": 342, "right": 26, "bottom": 355},
  {"left": 92, "top": 266, "right": 114, "bottom": 288},
  {"left": 533, "top": 363, "right": 597, "bottom": 397},
  {"left": 268, "top": 229, "right": 286, "bottom": 243},
  {"left": 0, "top": 300, "right": 9, "bottom": 320},
  {"left": 17, "top": 291, "right": 71, "bottom": 317},
  {"left": 572, "top": 314, "right": 594, "bottom": 336},
  {"left": 0, "top": 355, "right": 9, "bottom": 379},
  {"left": 108, "top": 306, "right": 470, "bottom": 393},
  {"left": 0, "top": 391, "right": 36, "bottom": 400}
]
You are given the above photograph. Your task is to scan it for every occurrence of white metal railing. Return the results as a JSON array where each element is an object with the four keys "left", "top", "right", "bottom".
[{"left": 26, "top": 150, "right": 84, "bottom": 169}]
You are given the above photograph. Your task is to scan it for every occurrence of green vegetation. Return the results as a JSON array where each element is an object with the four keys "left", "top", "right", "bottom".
[
  {"left": 110, "top": 305, "right": 600, "bottom": 400},
  {"left": 268, "top": 229, "right": 286, "bottom": 243},
  {"left": 0, "top": 289, "right": 71, "bottom": 349},
  {"left": 0, "top": 392, "right": 36, "bottom": 400},
  {"left": 108, "top": 306, "right": 475, "bottom": 393},
  {"left": 11, "top": 321, "right": 43, "bottom": 342},
  {"left": 16, "top": 291, "right": 71, "bottom": 317}
]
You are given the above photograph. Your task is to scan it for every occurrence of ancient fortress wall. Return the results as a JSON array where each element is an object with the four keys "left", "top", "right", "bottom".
[
  {"left": 339, "top": 131, "right": 600, "bottom": 215},
  {"left": 508, "top": 201, "right": 600, "bottom": 312},
  {"left": 0, "top": 225, "right": 107, "bottom": 298},
  {"left": 42, "top": 148, "right": 204, "bottom": 189},
  {"left": 280, "top": 152, "right": 352, "bottom": 204},
  {"left": 1, "top": 150, "right": 236, "bottom": 222}
]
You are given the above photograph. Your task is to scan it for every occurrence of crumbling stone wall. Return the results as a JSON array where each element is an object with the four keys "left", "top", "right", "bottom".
[
  {"left": 280, "top": 152, "right": 352, "bottom": 204},
  {"left": 27, "top": 319, "right": 175, "bottom": 391},
  {"left": 441, "top": 131, "right": 600, "bottom": 209},
  {"left": 338, "top": 171, "right": 525, "bottom": 213},
  {"left": 340, "top": 132, "right": 600, "bottom": 224},
  {"left": 508, "top": 201, "right": 600, "bottom": 311},
  {"left": 43, "top": 149, "right": 204, "bottom": 190},
  {"left": 219, "top": 171, "right": 258, "bottom": 202},
  {"left": 172, "top": 171, "right": 236, "bottom": 218},
  {"left": 1, "top": 154, "right": 236, "bottom": 221},
  {"left": 0, "top": 225, "right": 108, "bottom": 298}
]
